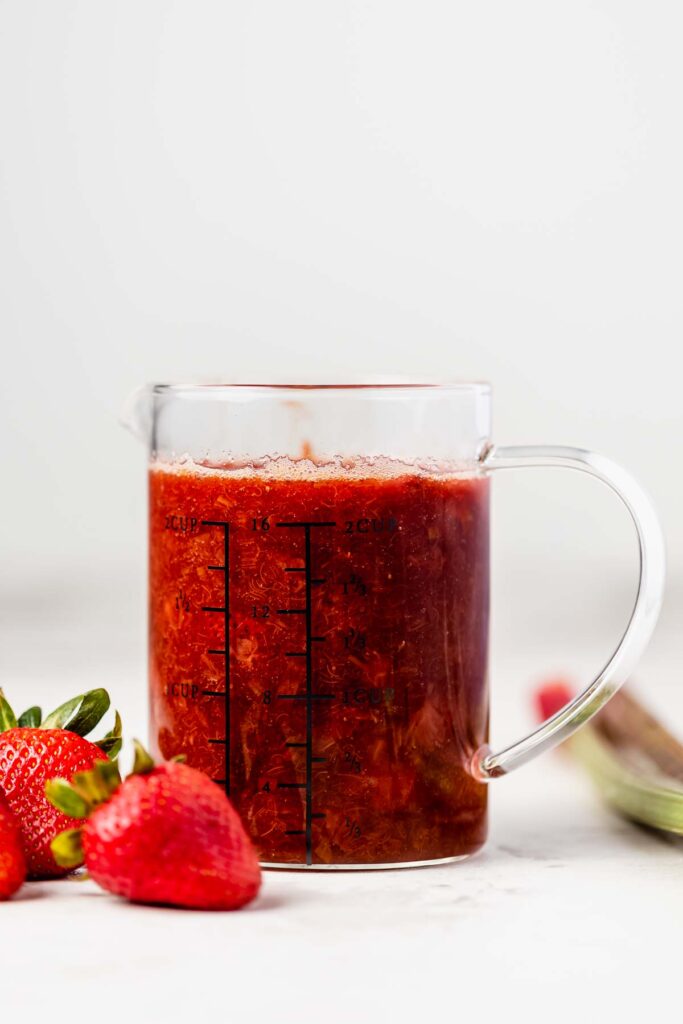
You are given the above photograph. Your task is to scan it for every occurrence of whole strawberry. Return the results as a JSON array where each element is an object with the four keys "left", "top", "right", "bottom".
[
  {"left": 0, "top": 689, "right": 121, "bottom": 879},
  {"left": 0, "top": 791, "right": 26, "bottom": 900},
  {"left": 48, "top": 743, "right": 262, "bottom": 910}
]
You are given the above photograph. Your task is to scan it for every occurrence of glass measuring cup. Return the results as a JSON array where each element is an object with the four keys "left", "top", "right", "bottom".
[{"left": 124, "top": 382, "right": 665, "bottom": 869}]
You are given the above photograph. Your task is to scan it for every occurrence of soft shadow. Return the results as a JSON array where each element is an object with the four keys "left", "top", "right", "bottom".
[
  {"left": 244, "top": 891, "right": 293, "bottom": 912},
  {"left": 6, "top": 886, "right": 45, "bottom": 903},
  {"left": 126, "top": 890, "right": 297, "bottom": 914},
  {"left": 489, "top": 798, "right": 682, "bottom": 865}
]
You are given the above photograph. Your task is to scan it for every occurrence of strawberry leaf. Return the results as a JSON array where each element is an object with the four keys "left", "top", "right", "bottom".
[
  {"left": 0, "top": 690, "right": 17, "bottom": 732},
  {"left": 71, "top": 768, "right": 109, "bottom": 805},
  {"left": 51, "top": 829, "right": 85, "bottom": 869},
  {"left": 42, "top": 688, "right": 111, "bottom": 736},
  {"left": 17, "top": 706, "right": 42, "bottom": 728},
  {"left": 131, "top": 739, "right": 155, "bottom": 776},
  {"left": 94, "top": 759, "right": 122, "bottom": 796},
  {"left": 54, "top": 761, "right": 122, "bottom": 813},
  {"left": 41, "top": 695, "right": 81, "bottom": 730},
  {"left": 45, "top": 779, "right": 91, "bottom": 819},
  {"left": 95, "top": 710, "right": 123, "bottom": 759}
]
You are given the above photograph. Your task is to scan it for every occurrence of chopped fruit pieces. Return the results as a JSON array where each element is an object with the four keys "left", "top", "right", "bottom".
[{"left": 149, "top": 460, "right": 489, "bottom": 865}]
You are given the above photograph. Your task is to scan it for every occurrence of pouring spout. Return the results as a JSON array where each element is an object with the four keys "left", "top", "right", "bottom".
[{"left": 120, "top": 384, "right": 153, "bottom": 445}]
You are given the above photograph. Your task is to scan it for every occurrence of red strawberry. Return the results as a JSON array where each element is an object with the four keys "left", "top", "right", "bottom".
[
  {"left": 534, "top": 677, "right": 575, "bottom": 722},
  {"left": 48, "top": 743, "right": 261, "bottom": 911},
  {"left": 0, "top": 688, "right": 121, "bottom": 879},
  {"left": 0, "top": 791, "right": 26, "bottom": 900}
]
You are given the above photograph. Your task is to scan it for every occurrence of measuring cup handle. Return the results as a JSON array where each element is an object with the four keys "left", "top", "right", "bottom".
[{"left": 472, "top": 444, "right": 666, "bottom": 781}]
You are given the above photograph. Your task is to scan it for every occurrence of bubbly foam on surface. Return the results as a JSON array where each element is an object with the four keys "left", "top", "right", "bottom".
[{"left": 150, "top": 452, "right": 481, "bottom": 481}]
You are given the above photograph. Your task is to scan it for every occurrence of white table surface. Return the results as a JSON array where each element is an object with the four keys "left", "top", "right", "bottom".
[
  {"left": 2, "top": 573, "right": 682, "bottom": 1021},
  {"left": 8, "top": 759, "right": 682, "bottom": 1023}
]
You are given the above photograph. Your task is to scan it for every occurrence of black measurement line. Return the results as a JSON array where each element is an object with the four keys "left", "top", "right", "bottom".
[
  {"left": 285, "top": 741, "right": 307, "bottom": 748},
  {"left": 276, "top": 520, "right": 335, "bottom": 865},
  {"left": 277, "top": 608, "right": 306, "bottom": 615},
  {"left": 201, "top": 519, "right": 231, "bottom": 797},
  {"left": 304, "top": 525, "right": 314, "bottom": 864},
  {"left": 203, "top": 689, "right": 224, "bottom": 698},
  {"left": 278, "top": 782, "right": 306, "bottom": 789},
  {"left": 285, "top": 830, "right": 305, "bottom": 836}
]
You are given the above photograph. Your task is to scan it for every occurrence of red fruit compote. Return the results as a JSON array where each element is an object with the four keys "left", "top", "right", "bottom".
[{"left": 149, "top": 455, "right": 489, "bottom": 867}]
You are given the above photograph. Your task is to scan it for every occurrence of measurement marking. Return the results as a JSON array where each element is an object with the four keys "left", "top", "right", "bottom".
[
  {"left": 278, "top": 782, "right": 307, "bottom": 789},
  {"left": 285, "top": 830, "right": 305, "bottom": 836},
  {"left": 285, "top": 741, "right": 307, "bottom": 748},
  {"left": 201, "top": 519, "right": 231, "bottom": 797},
  {"left": 311, "top": 636, "right": 325, "bottom": 643},
  {"left": 311, "top": 813, "right": 326, "bottom": 819},
  {"left": 203, "top": 689, "right": 224, "bottom": 698},
  {"left": 277, "top": 693, "right": 335, "bottom": 701},
  {"left": 212, "top": 778, "right": 226, "bottom": 785},
  {"left": 304, "top": 526, "right": 314, "bottom": 864},
  {"left": 312, "top": 756, "right": 327, "bottom": 763},
  {"left": 275, "top": 520, "right": 336, "bottom": 865},
  {"left": 311, "top": 578, "right": 326, "bottom": 585},
  {"left": 277, "top": 608, "right": 306, "bottom": 615}
]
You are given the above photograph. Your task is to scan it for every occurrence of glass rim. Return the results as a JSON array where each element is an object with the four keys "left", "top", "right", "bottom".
[{"left": 150, "top": 379, "right": 492, "bottom": 396}]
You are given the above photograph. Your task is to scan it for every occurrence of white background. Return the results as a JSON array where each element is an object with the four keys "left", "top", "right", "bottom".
[
  {"left": 0, "top": 3, "right": 682, "bottom": 1017},
  {"left": 1, "top": 0, "right": 681, "bottom": 711}
]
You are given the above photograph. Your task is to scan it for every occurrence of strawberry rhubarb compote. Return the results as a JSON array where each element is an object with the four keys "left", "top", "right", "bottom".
[{"left": 149, "top": 456, "right": 489, "bottom": 866}]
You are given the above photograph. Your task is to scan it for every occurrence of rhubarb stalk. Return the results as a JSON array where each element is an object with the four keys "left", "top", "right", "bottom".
[{"left": 535, "top": 680, "right": 683, "bottom": 836}]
